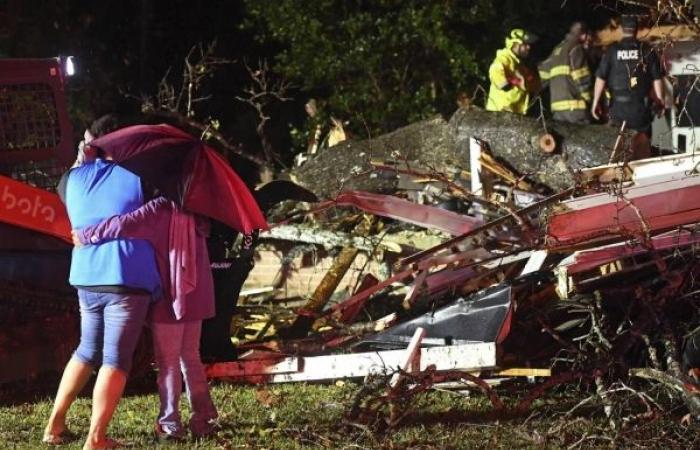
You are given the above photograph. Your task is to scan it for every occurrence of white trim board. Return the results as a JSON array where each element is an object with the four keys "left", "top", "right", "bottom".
[{"left": 207, "top": 342, "right": 497, "bottom": 383}]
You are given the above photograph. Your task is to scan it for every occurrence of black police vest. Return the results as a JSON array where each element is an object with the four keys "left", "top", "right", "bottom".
[{"left": 607, "top": 38, "right": 653, "bottom": 100}]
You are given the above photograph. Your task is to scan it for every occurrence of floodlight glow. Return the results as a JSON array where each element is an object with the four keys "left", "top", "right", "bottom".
[{"left": 65, "top": 56, "right": 75, "bottom": 76}]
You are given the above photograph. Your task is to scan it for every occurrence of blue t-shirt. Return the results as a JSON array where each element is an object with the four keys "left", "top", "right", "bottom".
[{"left": 64, "top": 159, "right": 161, "bottom": 294}]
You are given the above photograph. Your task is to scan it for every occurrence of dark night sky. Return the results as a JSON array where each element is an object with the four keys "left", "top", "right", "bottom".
[
  {"left": 0, "top": 0, "right": 616, "bottom": 105},
  {"left": 0, "top": 0, "right": 621, "bottom": 173}
]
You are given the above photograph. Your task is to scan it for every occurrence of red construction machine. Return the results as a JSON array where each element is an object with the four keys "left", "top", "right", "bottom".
[{"left": 0, "top": 57, "right": 78, "bottom": 384}]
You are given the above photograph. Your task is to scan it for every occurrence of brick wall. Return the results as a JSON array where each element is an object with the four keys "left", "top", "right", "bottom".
[{"left": 241, "top": 243, "right": 387, "bottom": 300}]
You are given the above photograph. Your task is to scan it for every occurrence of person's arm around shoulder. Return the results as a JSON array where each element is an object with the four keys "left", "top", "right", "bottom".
[{"left": 74, "top": 196, "right": 172, "bottom": 247}]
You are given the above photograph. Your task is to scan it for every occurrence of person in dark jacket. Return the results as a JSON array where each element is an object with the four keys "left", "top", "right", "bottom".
[
  {"left": 539, "top": 22, "right": 593, "bottom": 123},
  {"left": 590, "top": 15, "right": 665, "bottom": 137},
  {"left": 199, "top": 223, "right": 257, "bottom": 362}
]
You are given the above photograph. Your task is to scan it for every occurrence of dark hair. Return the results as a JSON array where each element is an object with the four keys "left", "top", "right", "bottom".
[
  {"left": 620, "top": 15, "right": 638, "bottom": 32},
  {"left": 569, "top": 21, "right": 589, "bottom": 36},
  {"left": 88, "top": 114, "right": 121, "bottom": 138}
]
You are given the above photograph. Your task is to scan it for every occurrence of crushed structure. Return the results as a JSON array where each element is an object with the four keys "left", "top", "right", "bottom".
[{"left": 202, "top": 84, "right": 700, "bottom": 424}]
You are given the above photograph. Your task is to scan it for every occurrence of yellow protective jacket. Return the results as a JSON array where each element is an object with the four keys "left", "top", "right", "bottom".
[
  {"left": 486, "top": 47, "right": 537, "bottom": 114},
  {"left": 538, "top": 37, "right": 592, "bottom": 114}
]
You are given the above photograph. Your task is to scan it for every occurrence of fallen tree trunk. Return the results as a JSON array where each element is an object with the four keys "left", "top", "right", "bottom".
[
  {"left": 292, "top": 116, "right": 457, "bottom": 199},
  {"left": 449, "top": 108, "right": 620, "bottom": 191},
  {"left": 292, "top": 107, "right": 620, "bottom": 197}
]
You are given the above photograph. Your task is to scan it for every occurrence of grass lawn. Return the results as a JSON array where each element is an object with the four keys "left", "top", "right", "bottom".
[{"left": 2, "top": 374, "right": 700, "bottom": 449}]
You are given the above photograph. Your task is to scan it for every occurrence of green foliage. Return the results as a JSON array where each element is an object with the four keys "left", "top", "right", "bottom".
[{"left": 245, "top": 0, "right": 500, "bottom": 137}]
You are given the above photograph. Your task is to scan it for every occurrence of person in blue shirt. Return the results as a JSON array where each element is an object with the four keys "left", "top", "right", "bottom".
[{"left": 43, "top": 116, "right": 161, "bottom": 450}]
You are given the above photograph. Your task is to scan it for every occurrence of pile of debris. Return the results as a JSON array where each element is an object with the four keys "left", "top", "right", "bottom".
[{"left": 207, "top": 108, "right": 700, "bottom": 427}]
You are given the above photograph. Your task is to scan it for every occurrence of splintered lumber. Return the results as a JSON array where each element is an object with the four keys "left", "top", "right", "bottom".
[
  {"left": 495, "top": 368, "right": 551, "bottom": 377},
  {"left": 304, "top": 246, "right": 360, "bottom": 313},
  {"left": 449, "top": 108, "right": 620, "bottom": 191},
  {"left": 596, "top": 25, "right": 699, "bottom": 47},
  {"left": 401, "top": 188, "right": 574, "bottom": 266},
  {"left": 283, "top": 218, "right": 376, "bottom": 338},
  {"left": 282, "top": 246, "right": 360, "bottom": 338},
  {"left": 261, "top": 223, "right": 401, "bottom": 252},
  {"left": 479, "top": 151, "right": 533, "bottom": 191},
  {"left": 206, "top": 342, "right": 496, "bottom": 383},
  {"left": 389, "top": 327, "right": 426, "bottom": 387}
]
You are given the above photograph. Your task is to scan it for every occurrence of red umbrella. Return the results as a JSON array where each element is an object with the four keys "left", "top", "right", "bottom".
[{"left": 89, "top": 124, "right": 267, "bottom": 234}]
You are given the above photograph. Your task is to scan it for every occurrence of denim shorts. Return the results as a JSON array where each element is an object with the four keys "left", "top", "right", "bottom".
[{"left": 74, "top": 289, "right": 150, "bottom": 373}]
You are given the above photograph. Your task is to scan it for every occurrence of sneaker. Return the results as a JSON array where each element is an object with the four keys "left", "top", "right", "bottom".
[{"left": 154, "top": 423, "right": 185, "bottom": 443}]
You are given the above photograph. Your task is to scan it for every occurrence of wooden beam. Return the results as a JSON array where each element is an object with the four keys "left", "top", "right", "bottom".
[
  {"left": 596, "top": 25, "right": 699, "bottom": 47},
  {"left": 207, "top": 342, "right": 497, "bottom": 383},
  {"left": 390, "top": 327, "right": 426, "bottom": 387},
  {"left": 495, "top": 368, "right": 551, "bottom": 377}
]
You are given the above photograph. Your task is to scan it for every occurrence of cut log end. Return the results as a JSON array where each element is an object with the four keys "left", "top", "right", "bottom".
[{"left": 539, "top": 133, "right": 557, "bottom": 154}]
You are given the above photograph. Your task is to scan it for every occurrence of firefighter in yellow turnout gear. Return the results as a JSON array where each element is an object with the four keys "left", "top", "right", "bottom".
[
  {"left": 486, "top": 29, "right": 539, "bottom": 114},
  {"left": 538, "top": 22, "right": 593, "bottom": 124}
]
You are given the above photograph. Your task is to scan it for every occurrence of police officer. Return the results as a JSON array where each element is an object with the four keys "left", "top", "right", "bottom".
[{"left": 590, "top": 15, "right": 665, "bottom": 138}]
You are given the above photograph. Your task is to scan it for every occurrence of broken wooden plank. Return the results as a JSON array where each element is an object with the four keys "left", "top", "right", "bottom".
[
  {"left": 389, "top": 327, "right": 426, "bottom": 387},
  {"left": 479, "top": 150, "right": 534, "bottom": 191},
  {"left": 520, "top": 250, "right": 548, "bottom": 275},
  {"left": 402, "top": 270, "right": 428, "bottom": 310},
  {"left": 628, "top": 153, "right": 700, "bottom": 184},
  {"left": 260, "top": 224, "right": 401, "bottom": 253},
  {"left": 495, "top": 368, "right": 551, "bottom": 377},
  {"left": 470, "top": 137, "right": 485, "bottom": 197},
  {"left": 596, "top": 24, "right": 699, "bottom": 46},
  {"left": 578, "top": 163, "right": 632, "bottom": 185},
  {"left": 283, "top": 245, "right": 361, "bottom": 338},
  {"left": 207, "top": 342, "right": 496, "bottom": 383},
  {"left": 284, "top": 217, "right": 377, "bottom": 338},
  {"left": 206, "top": 356, "right": 300, "bottom": 378}
]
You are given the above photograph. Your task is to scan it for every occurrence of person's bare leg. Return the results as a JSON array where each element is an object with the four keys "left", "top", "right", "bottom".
[
  {"left": 82, "top": 366, "right": 126, "bottom": 450},
  {"left": 44, "top": 357, "right": 93, "bottom": 439}
]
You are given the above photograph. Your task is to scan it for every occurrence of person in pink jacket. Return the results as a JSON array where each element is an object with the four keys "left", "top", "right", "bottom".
[{"left": 74, "top": 196, "right": 218, "bottom": 441}]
